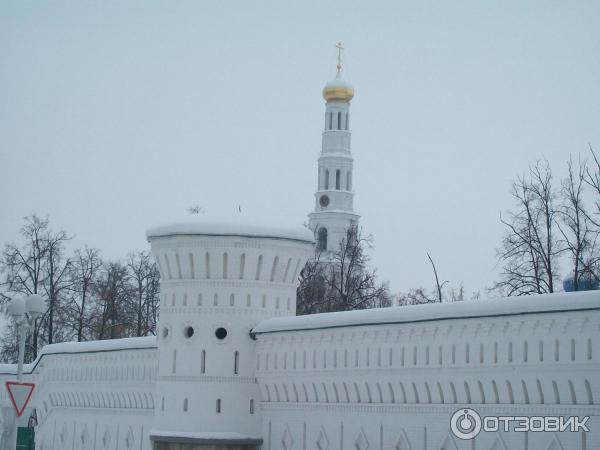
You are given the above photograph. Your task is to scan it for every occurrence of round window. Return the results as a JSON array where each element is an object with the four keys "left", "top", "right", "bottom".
[
  {"left": 215, "top": 327, "right": 228, "bottom": 340},
  {"left": 162, "top": 327, "right": 169, "bottom": 339},
  {"left": 184, "top": 326, "right": 194, "bottom": 338}
]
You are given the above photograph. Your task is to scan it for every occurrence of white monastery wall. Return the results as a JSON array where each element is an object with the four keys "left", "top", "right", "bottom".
[
  {"left": 1, "top": 276, "right": 599, "bottom": 450},
  {"left": 0, "top": 337, "right": 157, "bottom": 450},
  {"left": 253, "top": 292, "right": 600, "bottom": 450}
]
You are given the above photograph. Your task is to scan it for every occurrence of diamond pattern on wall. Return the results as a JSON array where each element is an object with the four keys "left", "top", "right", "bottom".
[
  {"left": 355, "top": 428, "right": 370, "bottom": 450},
  {"left": 102, "top": 427, "right": 111, "bottom": 449},
  {"left": 80, "top": 425, "right": 90, "bottom": 445},
  {"left": 282, "top": 425, "right": 294, "bottom": 450},
  {"left": 59, "top": 424, "right": 68, "bottom": 444},
  {"left": 547, "top": 436, "right": 565, "bottom": 450},
  {"left": 125, "top": 426, "right": 135, "bottom": 449},
  {"left": 395, "top": 429, "right": 412, "bottom": 450},
  {"left": 488, "top": 435, "right": 508, "bottom": 450},
  {"left": 316, "top": 427, "right": 330, "bottom": 450},
  {"left": 439, "top": 435, "right": 459, "bottom": 450}
]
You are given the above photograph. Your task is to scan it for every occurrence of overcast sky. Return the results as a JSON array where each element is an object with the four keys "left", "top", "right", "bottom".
[{"left": 1, "top": 1, "right": 599, "bottom": 297}]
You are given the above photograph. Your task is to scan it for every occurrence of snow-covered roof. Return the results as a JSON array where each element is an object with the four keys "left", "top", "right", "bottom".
[
  {"left": 146, "top": 215, "right": 314, "bottom": 243},
  {"left": 37, "top": 336, "right": 157, "bottom": 355},
  {"left": 0, "top": 336, "right": 156, "bottom": 375},
  {"left": 0, "top": 363, "right": 33, "bottom": 375},
  {"left": 253, "top": 291, "right": 600, "bottom": 335},
  {"left": 322, "top": 73, "right": 355, "bottom": 102},
  {"left": 323, "top": 76, "right": 353, "bottom": 91},
  {"left": 150, "top": 430, "right": 262, "bottom": 445}
]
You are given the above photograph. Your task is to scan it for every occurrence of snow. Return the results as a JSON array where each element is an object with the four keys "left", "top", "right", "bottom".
[
  {"left": 150, "top": 430, "right": 260, "bottom": 439},
  {"left": 146, "top": 215, "right": 314, "bottom": 243},
  {"left": 0, "top": 336, "right": 156, "bottom": 375},
  {"left": 252, "top": 290, "right": 600, "bottom": 334},
  {"left": 150, "top": 430, "right": 262, "bottom": 443},
  {"left": 36, "top": 335, "right": 157, "bottom": 355},
  {"left": 0, "top": 364, "right": 30, "bottom": 375},
  {"left": 323, "top": 74, "right": 353, "bottom": 90}
]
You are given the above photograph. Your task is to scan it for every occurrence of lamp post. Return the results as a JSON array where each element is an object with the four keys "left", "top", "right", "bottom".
[{"left": 5, "top": 294, "right": 45, "bottom": 450}]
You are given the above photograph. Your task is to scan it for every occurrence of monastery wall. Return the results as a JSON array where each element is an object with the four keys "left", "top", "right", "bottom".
[
  {"left": 0, "top": 337, "right": 157, "bottom": 450},
  {"left": 1, "top": 292, "right": 598, "bottom": 450},
  {"left": 253, "top": 292, "right": 600, "bottom": 450}
]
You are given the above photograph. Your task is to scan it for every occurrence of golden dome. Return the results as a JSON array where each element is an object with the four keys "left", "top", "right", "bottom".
[{"left": 322, "top": 75, "right": 354, "bottom": 102}]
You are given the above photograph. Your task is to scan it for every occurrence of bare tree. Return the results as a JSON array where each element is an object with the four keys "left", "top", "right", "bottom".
[
  {"left": 395, "top": 253, "right": 472, "bottom": 305},
  {"left": 427, "top": 253, "right": 447, "bottom": 302},
  {"left": 1, "top": 215, "right": 49, "bottom": 300},
  {"left": 0, "top": 215, "right": 72, "bottom": 358},
  {"left": 396, "top": 288, "right": 436, "bottom": 306},
  {"left": 329, "top": 225, "right": 391, "bottom": 310},
  {"left": 1, "top": 215, "right": 51, "bottom": 361},
  {"left": 0, "top": 321, "right": 21, "bottom": 363},
  {"left": 494, "top": 160, "right": 561, "bottom": 295},
  {"left": 143, "top": 260, "right": 160, "bottom": 336},
  {"left": 93, "top": 262, "right": 130, "bottom": 340},
  {"left": 297, "top": 225, "right": 390, "bottom": 314},
  {"left": 396, "top": 282, "right": 471, "bottom": 306},
  {"left": 41, "top": 225, "right": 73, "bottom": 346},
  {"left": 296, "top": 249, "right": 327, "bottom": 315},
  {"left": 584, "top": 145, "right": 600, "bottom": 227},
  {"left": 576, "top": 145, "right": 600, "bottom": 286},
  {"left": 556, "top": 156, "right": 598, "bottom": 290},
  {"left": 63, "top": 247, "right": 102, "bottom": 341},
  {"left": 0, "top": 214, "right": 163, "bottom": 361},
  {"left": 127, "top": 251, "right": 160, "bottom": 337}
]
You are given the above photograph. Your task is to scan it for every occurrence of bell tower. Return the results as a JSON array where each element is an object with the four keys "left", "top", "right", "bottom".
[{"left": 308, "top": 42, "right": 360, "bottom": 257}]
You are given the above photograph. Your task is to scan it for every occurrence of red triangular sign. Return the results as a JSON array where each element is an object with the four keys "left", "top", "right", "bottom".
[{"left": 5, "top": 381, "right": 35, "bottom": 417}]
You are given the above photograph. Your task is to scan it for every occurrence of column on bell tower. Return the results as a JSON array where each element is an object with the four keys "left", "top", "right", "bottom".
[{"left": 308, "top": 42, "right": 360, "bottom": 257}]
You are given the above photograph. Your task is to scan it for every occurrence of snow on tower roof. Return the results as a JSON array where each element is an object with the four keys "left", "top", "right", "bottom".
[
  {"left": 146, "top": 215, "right": 314, "bottom": 243},
  {"left": 252, "top": 291, "right": 600, "bottom": 335},
  {"left": 322, "top": 75, "right": 354, "bottom": 102}
]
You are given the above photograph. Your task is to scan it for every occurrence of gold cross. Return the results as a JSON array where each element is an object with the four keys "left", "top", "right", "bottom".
[{"left": 336, "top": 41, "right": 344, "bottom": 75}]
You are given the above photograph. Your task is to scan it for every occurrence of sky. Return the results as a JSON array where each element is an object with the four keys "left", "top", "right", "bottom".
[{"left": 1, "top": 1, "right": 599, "bottom": 297}]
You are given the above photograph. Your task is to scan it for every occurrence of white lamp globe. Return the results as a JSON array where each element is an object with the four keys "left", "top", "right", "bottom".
[
  {"left": 26, "top": 294, "right": 46, "bottom": 317},
  {"left": 7, "top": 296, "right": 26, "bottom": 317}
]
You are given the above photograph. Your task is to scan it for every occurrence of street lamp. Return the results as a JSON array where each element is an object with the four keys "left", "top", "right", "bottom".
[
  {"left": 5, "top": 294, "right": 45, "bottom": 450},
  {"left": 7, "top": 294, "right": 44, "bottom": 381}
]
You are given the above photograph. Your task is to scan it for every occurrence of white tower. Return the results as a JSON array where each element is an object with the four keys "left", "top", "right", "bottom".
[
  {"left": 308, "top": 42, "right": 360, "bottom": 256},
  {"left": 146, "top": 217, "right": 313, "bottom": 450}
]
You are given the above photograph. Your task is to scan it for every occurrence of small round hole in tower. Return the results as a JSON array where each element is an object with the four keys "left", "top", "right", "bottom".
[
  {"left": 215, "top": 327, "right": 228, "bottom": 340},
  {"left": 184, "top": 326, "right": 194, "bottom": 338}
]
